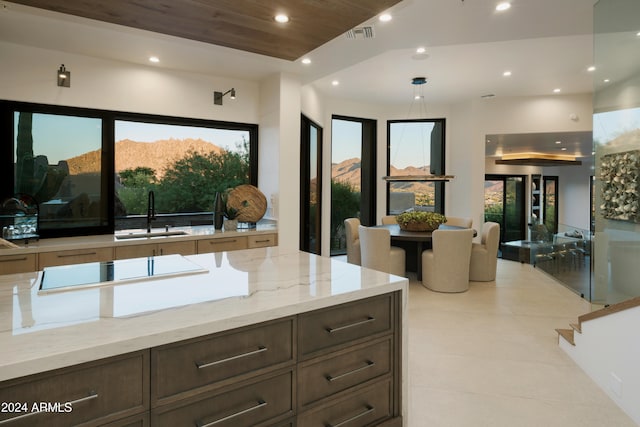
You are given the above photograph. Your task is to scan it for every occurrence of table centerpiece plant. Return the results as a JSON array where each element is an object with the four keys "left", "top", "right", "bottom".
[{"left": 396, "top": 211, "right": 447, "bottom": 232}]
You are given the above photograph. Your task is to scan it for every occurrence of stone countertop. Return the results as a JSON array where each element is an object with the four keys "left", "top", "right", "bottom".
[
  {"left": 0, "top": 247, "right": 407, "bottom": 382},
  {"left": 0, "top": 222, "right": 277, "bottom": 254}
]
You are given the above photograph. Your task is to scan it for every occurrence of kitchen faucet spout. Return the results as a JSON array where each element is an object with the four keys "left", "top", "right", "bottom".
[{"left": 147, "top": 190, "right": 156, "bottom": 232}]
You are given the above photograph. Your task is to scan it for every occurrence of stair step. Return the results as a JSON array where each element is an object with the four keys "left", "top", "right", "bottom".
[
  {"left": 570, "top": 323, "right": 581, "bottom": 333},
  {"left": 556, "top": 328, "right": 575, "bottom": 346}
]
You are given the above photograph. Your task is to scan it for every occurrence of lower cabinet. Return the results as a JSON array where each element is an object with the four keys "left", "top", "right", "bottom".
[
  {"left": 38, "top": 247, "right": 114, "bottom": 269},
  {"left": 0, "top": 253, "right": 36, "bottom": 275},
  {"left": 0, "top": 351, "right": 149, "bottom": 427},
  {"left": 0, "top": 292, "right": 401, "bottom": 426},
  {"left": 114, "top": 241, "right": 196, "bottom": 259}
]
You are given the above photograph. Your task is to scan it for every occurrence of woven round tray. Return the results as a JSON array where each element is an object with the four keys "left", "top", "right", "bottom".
[{"left": 226, "top": 184, "right": 267, "bottom": 223}]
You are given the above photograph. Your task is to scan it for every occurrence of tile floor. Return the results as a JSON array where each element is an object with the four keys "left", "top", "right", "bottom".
[{"left": 404, "top": 258, "right": 637, "bottom": 426}]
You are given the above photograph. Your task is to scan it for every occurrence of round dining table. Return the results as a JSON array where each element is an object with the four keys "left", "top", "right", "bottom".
[{"left": 372, "top": 224, "right": 476, "bottom": 281}]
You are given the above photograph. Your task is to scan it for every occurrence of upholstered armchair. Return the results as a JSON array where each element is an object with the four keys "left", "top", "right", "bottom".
[
  {"left": 444, "top": 216, "right": 473, "bottom": 228},
  {"left": 469, "top": 222, "right": 500, "bottom": 281},
  {"left": 422, "top": 228, "right": 474, "bottom": 292},
  {"left": 359, "top": 225, "right": 406, "bottom": 276},
  {"left": 381, "top": 215, "right": 398, "bottom": 225},
  {"left": 344, "top": 218, "right": 361, "bottom": 265}
]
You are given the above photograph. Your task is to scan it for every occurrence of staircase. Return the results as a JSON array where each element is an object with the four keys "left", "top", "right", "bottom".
[
  {"left": 556, "top": 296, "right": 640, "bottom": 425},
  {"left": 556, "top": 296, "right": 640, "bottom": 346}
]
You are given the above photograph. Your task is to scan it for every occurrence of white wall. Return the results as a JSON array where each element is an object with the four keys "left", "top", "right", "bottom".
[{"left": 560, "top": 306, "right": 640, "bottom": 425}]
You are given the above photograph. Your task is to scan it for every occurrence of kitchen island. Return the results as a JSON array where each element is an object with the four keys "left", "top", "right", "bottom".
[{"left": 0, "top": 247, "right": 407, "bottom": 426}]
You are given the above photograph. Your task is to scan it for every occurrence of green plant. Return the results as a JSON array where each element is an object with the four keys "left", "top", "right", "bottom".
[
  {"left": 396, "top": 211, "right": 447, "bottom": 228},
  {"left": 221, "top": 189, "right": 248, "bottom": 220}
]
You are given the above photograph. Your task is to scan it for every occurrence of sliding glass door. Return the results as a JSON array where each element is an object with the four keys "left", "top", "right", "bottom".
[
  {"left": 484, "top": 174, "right": 526, "bottom": 243},
  {"left": 300, "top": 115, "right": 322, "bottom": 254}
]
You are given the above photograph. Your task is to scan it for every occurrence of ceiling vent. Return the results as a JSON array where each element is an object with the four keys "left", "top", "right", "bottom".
[{"left": 346, "top": 26, "right": 375, "bottom": 39}]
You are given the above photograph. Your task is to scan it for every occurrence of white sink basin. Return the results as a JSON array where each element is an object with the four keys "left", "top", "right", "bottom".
[{"left": 115, "top": 230, "right": 189, "bottom": 240}]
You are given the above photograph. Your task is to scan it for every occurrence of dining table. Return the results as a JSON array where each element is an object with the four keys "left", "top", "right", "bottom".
[{"left": 372, "top": 224, "right": 476, "bottom": 281}]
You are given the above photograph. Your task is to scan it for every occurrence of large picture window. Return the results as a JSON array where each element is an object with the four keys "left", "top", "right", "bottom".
[
  {"left": 1, "top": 101, "right": 258, "bottom": 238},
  {"left": 386, "top": 119, "right": 445, "bottom": 214}
]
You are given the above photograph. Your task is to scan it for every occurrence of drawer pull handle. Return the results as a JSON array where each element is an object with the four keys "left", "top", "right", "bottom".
[
  {"left": 326, "top": 316, "right": 375, "bottom": 333},
  {"left": 326, "top": 360, "right": 375, "bottom": 382},
  {"left": 196, "top": 399, "right": 267, "bottom": 427},
  {"left": 0, "top": 257, "right": 27, "bottom": 262},
  {"left": 326, "top": 405, "right": 375, "bottom": 427},
  {"left": 0, "top": 391, "right": 98, "bottom": 425},
  {"left": 196, "top": 346, "right": 267, "bottom": 369},
  {"left": 253, "top": 239, "right": 270, "bottom": 243},
  {"left": 209, "top": 239, "right": 236, "bottom": 244},
  {"left": 57, "top": 251, "right": 97, "bottom": 258}
]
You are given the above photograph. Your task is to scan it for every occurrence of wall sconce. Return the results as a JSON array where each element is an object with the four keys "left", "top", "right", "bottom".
[
  {"left": 214, "top": 88, "right": 236, "bottom": 105},
  {"left": 57, "top": 64, "right": 70, "bottom": 87}
]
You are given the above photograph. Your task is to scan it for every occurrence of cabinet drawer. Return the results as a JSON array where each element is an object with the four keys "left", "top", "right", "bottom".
[
  {"left": 0, "top": 350, "right": 149, "bottom": 427},
  {"left": 0, "top": 253, "right": 36, "bottom": 275},
  {"left": 248, "top": 234, "right": 277, "bottom": 248},
  {"left": 157, "top": 240, "right": 196, "bottom": 256},
  {"left": 298, "top": 378, "right": 393, "bottom": 427},
  {"left": 38, "top": 247, "right": 113, "bottom": 269},
  {"left": 299, "top": 294, "right": 393, "bottom": 358},
  {"left": 299, "top": 338, "right": 392, "bottom": 407},
  {"left": 152, "top": 318, "right": 294, "bottom": 403},
  {"left": 151, "top": 370, "right": 294, "bottom": 427},
  {"left": 197, "top": 236, "right": 248, "bottom": 253},
  {"left": 115, "top": 244, "right": 156, "bottom": 259},
  {"left": 101, "top": 412, "right": 149, "bottom": 427}
]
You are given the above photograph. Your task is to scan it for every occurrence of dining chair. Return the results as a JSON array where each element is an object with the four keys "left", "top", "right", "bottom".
[
  {"left": 381, "top": 215, "right": 397, "bottom": 225},
  {"left": 444, "top": 216, "right": 472, "bottom": 228},
  {"left": 422, "top": 228, "right": 474, "bottom": 292},
  {"left": 469, "top": 221, "right": 500, "bottom": 281},
  {"left": 359, "top": 225, "right": 406, "bottom": 276},
  {"left": 344, "top": 218, "right": 361, "bottom": 265}
]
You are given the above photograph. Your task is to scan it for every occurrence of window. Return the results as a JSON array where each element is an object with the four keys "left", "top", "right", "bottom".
[
  {"left": 386, "top": 119, "right": 445, "bottom": 214},
  {"left": 1, "top": 101, "right": 258, "bottom": 238}
]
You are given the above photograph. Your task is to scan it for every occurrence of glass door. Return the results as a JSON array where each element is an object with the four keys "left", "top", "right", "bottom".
[
  {"left": 484, "top": 174, "right": 526, "bottom": 244},
  {"left": 300, "top": 115, "right": 322, "bottom": 254},
  {"left": 330, "top": 116, "right": 376, "bottom": 255},
  {"left": 543, "top": 176, "right": 558, "bottom": 234}
]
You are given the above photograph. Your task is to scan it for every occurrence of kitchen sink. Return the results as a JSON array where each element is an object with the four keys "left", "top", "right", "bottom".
[{"left": 115, "top": 230, "right": 189, "bottom": 240}]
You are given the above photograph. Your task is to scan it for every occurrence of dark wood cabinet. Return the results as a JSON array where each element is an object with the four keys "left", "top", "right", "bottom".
[
  {"left": 0, "top": 291, "right": 401, "bottom": 426},
  {"left": 0, "top": 351, "right": 149, "bottom": 427}
]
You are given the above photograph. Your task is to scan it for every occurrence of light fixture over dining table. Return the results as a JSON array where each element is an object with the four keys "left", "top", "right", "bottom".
[{"left": 383, "top": 77, "right": 454, "bottom": 182}]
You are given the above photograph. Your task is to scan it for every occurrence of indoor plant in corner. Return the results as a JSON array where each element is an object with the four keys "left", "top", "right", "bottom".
[{"left": 396, "top": 211, "right": 447, "bottom": 231}]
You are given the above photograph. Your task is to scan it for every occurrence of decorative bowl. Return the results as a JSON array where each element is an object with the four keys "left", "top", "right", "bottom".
[{"left": 396, "top": 211, "right": 447, "bottom": 232}]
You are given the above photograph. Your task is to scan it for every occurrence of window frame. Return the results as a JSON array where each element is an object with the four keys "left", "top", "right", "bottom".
[{"left": 0, "top": 100, "right": 258, "bottom": 238}]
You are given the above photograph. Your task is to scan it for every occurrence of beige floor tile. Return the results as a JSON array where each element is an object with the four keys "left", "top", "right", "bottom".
[{"left": 406, "top": 258, "right": 637, "bottom": 426}]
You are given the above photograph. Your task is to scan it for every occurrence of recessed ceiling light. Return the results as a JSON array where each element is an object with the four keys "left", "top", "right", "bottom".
[
  {"left": 555, "top": 141, "right": 562, "bottom": 144},
  {"left": 637, "top": 31, "right": 640, "bottom": 36},
  {"left": 604, "top": 78, "right": 610, "bottom": 83},
  {"left": 416, "top": 47, "right": 426, "bottom": 54},
  {"left": 149, "top": 56, "right": 159, "bottom": 63},
  {"left": 414, "top": 95, "right": 424, "bottom": 100},
  {"left": 301, "top": 58, "right": 311, "bottom": 65},
  {"left": 274, "top": 14, "right": 289, "bottom": 23},
  {"left": 332, "top": 80, "right": 339, "bottom": 86},
  {"left": 561, "top": 147, "right": 567, "bottom": 151},
  {"left": 553, "top": 88, "right": 561, "bottom": 93},
  {"left": 379, "top": 13, "right": 392, "bottom": 22},
  {"left": 503, "top": 71, "right": 512, "bottom": 77},
  {"left": 496, "top": 2, "right": 511, "bottom": 12},
  {"left": 587, "top": 66, "right": 596, "bottom": 72}
]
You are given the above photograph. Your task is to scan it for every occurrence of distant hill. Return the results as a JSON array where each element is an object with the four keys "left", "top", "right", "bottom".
[
  {"left": 66, "top": 138, "right": 223, "bottom": 178},
  {"left": 332, "top": 158, "right": 431, "bottom": 192}
]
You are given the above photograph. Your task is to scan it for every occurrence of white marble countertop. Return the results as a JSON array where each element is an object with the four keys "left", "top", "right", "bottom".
[
  {"left": 0, "top": 222, "right": 277, "bottom": 255},
  {"left": 0, "top": 247, "right": 407, "bottom": 382}
]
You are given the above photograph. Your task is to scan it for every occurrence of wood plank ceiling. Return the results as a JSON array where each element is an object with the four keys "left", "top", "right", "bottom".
[{"left": 7, "top": 0, "right": 402, "bottom": 61}]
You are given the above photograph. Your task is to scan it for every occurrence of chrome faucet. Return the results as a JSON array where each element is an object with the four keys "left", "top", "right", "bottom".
[{"left": 146, "top": 190, "right": 156, "bottom": 233}]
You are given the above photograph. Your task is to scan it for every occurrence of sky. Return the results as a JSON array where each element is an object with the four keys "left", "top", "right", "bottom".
[
  {"left": 593, "top": 106, "right": 640, "bottom": 145},
  {"left": 14, "top": 112, "right": 248, "bottom": 163}
]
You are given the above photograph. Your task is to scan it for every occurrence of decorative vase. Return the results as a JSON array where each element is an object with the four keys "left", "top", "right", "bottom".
[
  {"left": 224, "top": 218, "right": 238, "bottom": 231},
  {"left": 213, "top": 192, "right": 224, "bottom": 230}
]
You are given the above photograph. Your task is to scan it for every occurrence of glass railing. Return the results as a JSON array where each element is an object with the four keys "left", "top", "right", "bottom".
[{"left": 528, "top": 223, "right": 593, "bottom": 300}]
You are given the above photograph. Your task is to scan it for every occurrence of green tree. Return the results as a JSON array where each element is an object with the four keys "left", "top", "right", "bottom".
[
  {"left": 156, "top": 148, "right": 249, "bottom": 212},
  {"left": 330, "top": 179, "right": 361, "bottom": 250},
  {"left": 116, "top": 167, "right": 157, "bottom": 214}
]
